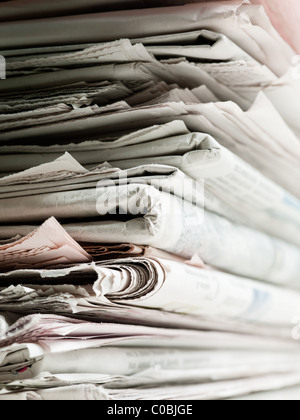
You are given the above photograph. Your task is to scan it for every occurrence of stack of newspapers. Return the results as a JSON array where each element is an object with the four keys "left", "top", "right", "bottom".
[{"left": 1, "top": 0, "right": 300, "bottom": 400}]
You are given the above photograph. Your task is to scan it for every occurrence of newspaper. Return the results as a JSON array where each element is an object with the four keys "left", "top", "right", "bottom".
[
  {"left": 1, "top": 0, "right": 299, "bottom": 54},
  {"left": 4, "top": 343, "right": 300, "bottom": 385},
  {"left": 2, "top": 32, "right": 300, "bottom": 140},
  {"left": 250, "top": 0, "right": 300, "bottom": 54},
  {"left": 0, "top": 217, "right": 91, "bottom": 271},
  {"left": 2, "top": 91, "right": 299, "bottom": 198},
  {"left": 2, "top": 359, "right": 300, "bottom": 399},
  {"left": 0, "top": 34, "right": 279, "bottom": 112},
  {"left": 1, "top": 156, "right": 300, "bottom": 284},
  {"left": 0, "top": 102, "right": 131, "bottom": 132},
  {"left": 1, "top": 323, "right": 300, "bottom": 400},
  {"left": 134, "top": 29, "right": 251, "bottom": 61},
  {"left": 0, "top": 2, "right": 293, "bottom": 77},
  {"left": 5, "top": 31, "right": 267, "bottom": 110},
  {"left": 0, "top": 0, "right": 192, "bottom": 22},
  {"left": 2, "top": 249, "right": 300, "bottom": 326},
  {"left": 103, "top": 373, "right": 300, "bottom": 400},
  {"left": 0, "top": 283, "right": 289, "bottom": 339},
  {"left": 0, "top": 82, "right": 133, "bottom": 114},
  {"left": 2, "top": 371, "right": 300, "bottom": 400},
  {"left": 6, "top": 39, "right": 155, "bottom": 73},
  {"left": 1, "top": 181, "right": 300, "bottom": 285},
  {"left": 5, "top": 123, "right": 293, "bottom": 248},
  {"left": 0, "top": 313, "right": 298, "bottom": 353},
  {"left": 0, "top": 1, "right": 153, "bottom": 22},
  {"left": 0, "top": 152, "right": 90, "bottom": 184},
  {"left": 0, "top": 62, "right": 158, "bottom": 95},
  {"left": 1, "top": 0, "right": 300, "bottom": 401},
  {"left": 0, "top": 42, "right": 256, "bottom": 114}
]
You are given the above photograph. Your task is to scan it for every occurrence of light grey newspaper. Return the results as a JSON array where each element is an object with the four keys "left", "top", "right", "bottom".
[
  {"left": 2, "top": 250, "right": 300, "bottom": 327},
  {"left": 132, "top": 30, "right": 278, "bottom": 110},
  {"left": 1, "top": 217, "right": 296, "bottom": 337},
  {"left": 5, "top": 39, "right": 155, "bottom": 73},
  {"left": 2, "top": 350, "right": 300, "bottom": 399},
  {"left": 0, "top": 217, "right": 91, "bottom": 271},
  {"left": 1, "top": 175, "right": 300, "bottom": 286},
  {"left": 0, "top": 313, "right": 299, "bottom": 354},
  {"left": 1, "top": 311, "right": 300, "bottom": 400},
  {"left": 0, "top": 62, "right": 158, "bottom": 94},
  {"left": 0, "top": 2, "right": 293, "bottom": 77},
  {"left": 12, "top": 29, "right": 253, "bottom": 70},
  {"left": 0, "top": 0, "right": 164, "bottom": 22},
  {"left": 1, "top": 309, "right": 300, "bottom": 400},
  {"left": 0, "top": 33, "right": 280, "bottom": 114},
  {"left": 5, "top": 31, "right": 267, "bottom": 111},
  {"left": 103, "top": 373, "right": 300, "bottom": 400},
  {"left": 1, "top": 123, "right": 300, "bottom": 248},
  {"left": 1, "top": 156, "right": 300, "bottom": 286},
  {"left": 3, "top": 32, "right": 298, "bottom": 139},
  {"left": 0, "top": 82, "right": 133, "bottom": 114},
  {"left": 3, "top": 372, "right": 300, "bottom": 400},
  {"left": 2, "top": 95, "right": 299, "bottom": 199},
  {"left": 133, "top": 29, "right": 251, "bottom": 62},
  {"left": 2, "top": 346, "right": 300, "bottom": 384},
  {"left": 0, "top": 282, "right": 289, "bottom": 338},
  {"left": 0, "top": 102, "right": 131, "bottom": 132}
]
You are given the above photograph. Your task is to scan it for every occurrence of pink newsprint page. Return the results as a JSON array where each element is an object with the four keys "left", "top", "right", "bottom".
[{"left": 197, "top": 0, "right": 300, "bottom": 53}]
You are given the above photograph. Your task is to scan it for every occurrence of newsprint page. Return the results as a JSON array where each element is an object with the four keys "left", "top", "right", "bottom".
[{"left": 1, "top": 0, "right": 300, "bottom": 407}]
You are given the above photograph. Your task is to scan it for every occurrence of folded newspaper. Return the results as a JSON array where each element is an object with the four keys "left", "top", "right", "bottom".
[
  {"left": 2, "top": 219, "right": 300, "bottom": 328},
  {"left": 1, "top": 0, "right": 300, "bottom": 401},
  {"left": 1, "top": 160, "right": 300, "bottom": 287},
  {"left": 1, "top": 312, "right": 300, "bottom": 400},
  {"left": 2, "top": 122, "right": 300, "bottom": 247}
]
